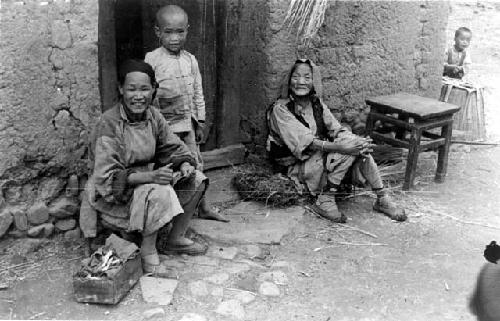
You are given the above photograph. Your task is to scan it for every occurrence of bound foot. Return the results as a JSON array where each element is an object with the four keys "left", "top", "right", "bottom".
[
  {"left": 373, "top": 195, "right": 407, "bottom": 221},
  {"left": 310, "top": 194, "right": 347, "bottom": 223}
]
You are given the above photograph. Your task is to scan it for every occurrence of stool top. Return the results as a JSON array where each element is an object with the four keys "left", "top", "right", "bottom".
[{"left": 366, "top": 92, "right": 460, "bottom": 120}]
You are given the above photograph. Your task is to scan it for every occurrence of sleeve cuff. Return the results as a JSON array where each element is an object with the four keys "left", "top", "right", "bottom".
[{"left": 111, "top": 169, "right": 133, "bottom": 203}]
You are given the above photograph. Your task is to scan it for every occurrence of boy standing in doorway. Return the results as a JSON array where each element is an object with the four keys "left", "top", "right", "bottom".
[{"left": 145, "top": 5, "right": 228, "bottom": 222}]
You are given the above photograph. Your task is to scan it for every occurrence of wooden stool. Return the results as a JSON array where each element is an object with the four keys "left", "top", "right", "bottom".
[{"left": 365, "top": 92, "right": 460, "bottom": 190}]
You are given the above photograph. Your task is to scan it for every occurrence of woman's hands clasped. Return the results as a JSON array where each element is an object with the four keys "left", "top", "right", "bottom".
[{"left": 340, "top": 137, "right": 375, "bottom": 157}]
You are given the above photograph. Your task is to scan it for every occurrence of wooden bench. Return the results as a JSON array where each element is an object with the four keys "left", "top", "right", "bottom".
[{"left": 365, "top": 92, "right": 460, "bottom": 190}]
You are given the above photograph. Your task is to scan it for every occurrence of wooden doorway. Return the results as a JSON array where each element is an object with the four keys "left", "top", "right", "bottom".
[{"left": 98, "top": 0, "right": 233, "bottom": 150}]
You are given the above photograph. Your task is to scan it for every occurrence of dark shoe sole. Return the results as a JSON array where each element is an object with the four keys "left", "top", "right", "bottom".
[{"left": 161, "top": 242, "right": 208, "bottom": 256}]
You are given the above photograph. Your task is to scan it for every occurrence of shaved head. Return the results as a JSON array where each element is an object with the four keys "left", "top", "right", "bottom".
[
  {"left": 155, "top": 5, "right": 188, "bottom": 28},
  {"left": 154, "top": 5, "right": 189, "bottom": 54}
]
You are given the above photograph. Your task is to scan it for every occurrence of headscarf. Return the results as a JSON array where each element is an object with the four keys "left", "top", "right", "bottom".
[{"left": 279, "top": 59, "right": 323, "bottom": 99}]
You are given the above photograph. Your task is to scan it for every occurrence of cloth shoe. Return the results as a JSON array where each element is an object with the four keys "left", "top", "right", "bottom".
[
  {"left": 310, "top": 194, "right": 347, "bottom": 223},
  {"left": 373, "top": 195, "right": 407, "bottom": 221}
]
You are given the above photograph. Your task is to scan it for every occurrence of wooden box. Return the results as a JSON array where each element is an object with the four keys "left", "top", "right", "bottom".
[{"left": 73, "top": 254, "right": 142, "bottom": 305}]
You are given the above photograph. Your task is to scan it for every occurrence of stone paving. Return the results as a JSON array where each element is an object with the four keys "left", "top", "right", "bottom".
[{"left": 138, "top": 201, "right": 305, "bottom": 321}]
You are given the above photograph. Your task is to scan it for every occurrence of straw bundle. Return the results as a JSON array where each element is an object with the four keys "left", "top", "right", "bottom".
[
  {"left": 282, "top": 0, "right": 329, "bottom": 44},
  {"left": 232, "top": 164, "right": 303, "bottom": 207}
]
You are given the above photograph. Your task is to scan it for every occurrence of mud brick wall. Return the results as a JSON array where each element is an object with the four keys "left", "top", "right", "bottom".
[
  {"left": 238, "top": 0, "right": 449, "bottom": 148},
  {"left": 0, "top": 0, "right": 100, "bottom": 239}
]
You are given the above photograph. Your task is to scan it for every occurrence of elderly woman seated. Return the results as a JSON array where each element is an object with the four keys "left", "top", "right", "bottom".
[
  {"left": 80, "top": 59, "right": 208, "bottom": 273},
  {"left": 266, "top": 59, "right": 406, "bottom": 223}
]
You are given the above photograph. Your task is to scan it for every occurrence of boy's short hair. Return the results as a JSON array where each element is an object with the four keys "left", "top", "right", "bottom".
[
  {"left": 155, "top": 5, "right": 188, "bottom": 27},
  {"left": 455, "top": 27, "right": 472, "bottom": 38}
]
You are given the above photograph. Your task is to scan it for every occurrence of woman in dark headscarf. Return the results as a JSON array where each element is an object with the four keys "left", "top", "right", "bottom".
[
  {"left": 80, "top": 59, "right": 208, "bottom": 273},
  {"left": 267, "top": 59, "right": 406, "bottom": 222}
]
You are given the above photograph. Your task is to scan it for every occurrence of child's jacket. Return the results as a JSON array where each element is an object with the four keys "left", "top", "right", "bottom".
[{"left": 145, "top": 47, "right": 205, "bottom": 133}]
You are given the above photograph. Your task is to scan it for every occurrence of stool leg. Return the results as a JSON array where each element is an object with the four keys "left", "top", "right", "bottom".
[
  {"left": 366, "top": 112, "right": 374, "bottom": 138},
  {"left": 396, "top": 114, "right": 409, "bottom": 140},
  {"left": 403, "top": 128, "right": 421, "bottom": 190},
  {"left": 435, "top": 121, "right": 452, "bottom": 183}
]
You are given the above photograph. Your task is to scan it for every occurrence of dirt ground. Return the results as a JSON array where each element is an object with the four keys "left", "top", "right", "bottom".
[
  {"left": 447, "top": 1, "right": 500, "bottom": 141},
  {"left": 1, "top": 145, "right": 499, "bottom": 321},
  {"left": 1, "top": 2, "right": 500, "bottom": 321}
]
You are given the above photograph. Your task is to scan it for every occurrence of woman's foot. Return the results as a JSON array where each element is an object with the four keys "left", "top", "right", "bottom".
[
  {"left": 309, "top": 194, "right": 347, "bottom": 223},
  {"left": 141, "top": 253, "right": 160, "bottom": 273},
  {"left": 373, "top": 195, "right": 407, "bottom": 221},
  {"left": 198, "top": 198, "right": 229, "bottom": 222},
  {"left": 198, "top": 208, "right": 230, "bottom": 222},
  {"left": 162, "top": 237, "right": 208, "bottom": 256}
]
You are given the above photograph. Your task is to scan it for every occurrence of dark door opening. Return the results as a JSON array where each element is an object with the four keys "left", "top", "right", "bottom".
[{"left": 98, "top": 0, "right": 226, "bottom": 150}]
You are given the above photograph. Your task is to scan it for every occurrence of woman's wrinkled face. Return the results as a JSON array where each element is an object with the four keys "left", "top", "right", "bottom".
[
  {"left": 289, "top": 63, "right": 313, "bottom": 97},
  {"left": 119, "top": 71, "right": 154, "bottom": 114}
]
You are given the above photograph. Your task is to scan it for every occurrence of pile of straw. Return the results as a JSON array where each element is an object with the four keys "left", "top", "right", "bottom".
[{"left": 232, "top": 164, "right": 303, "bottom": 207}]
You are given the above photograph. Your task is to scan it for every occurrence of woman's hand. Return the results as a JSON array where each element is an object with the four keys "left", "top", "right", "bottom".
[
  {"left": 340, "top": 137, "right": 374, "bottom": 156},
  {"left": 180, "top": 162, "right": 195, "bottom": 177},
  {"left": 151, "top": 163, "right": 174, "bottom": 185}
]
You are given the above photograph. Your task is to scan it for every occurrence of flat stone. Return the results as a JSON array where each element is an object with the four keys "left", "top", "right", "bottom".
[
  {"left": 49, "top": 197, "right": 79, "bottom": 219},
  {"left": 183, "top": 255, "right": 219, "bottom": 267},
  {"left": 140, "top": 276, "right": 178, "bottom": 305},
  {"left": 271, "top": 261, "right": 291, "bottom": 269},
  {"left": 142, "top": 307, "right": 165, "bottom": 321},
  {"left": 177, "top": 313, "right": 207, "bottom": 321},
  {"left": 204, "top": 272, "right": 230, "bottom": 285},
  {"left": 0, "top": 210, "right": 13, "bottom": 238},
  {"left": 210, "top": 286, "right": 224, "bottom": 297},
  {"left": 27, "top": 223, "right": 54, "bottom": 238},
  {"left": 243, "top": 244, "right": 261, "bottom": 258},
  {"left": 258, "top": 270, "right": 289, "bottom": 285},
  {"left": 38, "top": 177, "right": 65, "bottom": 201},
  {"left": 227, "top": 289, "right": 256, "bottom": 305},
  {"left": 223, "top": 262, "right": 251, "bottom": 274},
  {"left": 65, "top": 175, "right": 79, "bottom": 197},
  {"left": 258, "top": 281, "right": 280, "bottom": 297},
  {"left": 236, "top": 292, "right": 256, "bottom": 304},
  {"left": 207, "top": 246, "right": 239, "bottom": 260},
  {"left": 27, "top": 202, "right": 49, "bottom": 225},
  {"left": 188, "top": 280, "right": 209, "bottom": 297},
  {"left": 215, "top": 299, "right": 245, "bottom": 320},
  {"left": 64, "top": 227, "right": 81, "bottom": 240},
  {"left": 55, "top": 218, "right": 76, "bottom": 231},
  {"left": 190, "top": 202, "right": 304, "bottom": 245},
  {"left": 11, "top": 208, "right": 28, "bottom": 231}
]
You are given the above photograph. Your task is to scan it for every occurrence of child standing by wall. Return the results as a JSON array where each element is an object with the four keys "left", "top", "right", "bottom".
[
  {"left": 443, "top": 27, "right": 472, "bottom": 80},
  {"left": 145, "top": 5, "right": 228, "bottom": 222}
]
